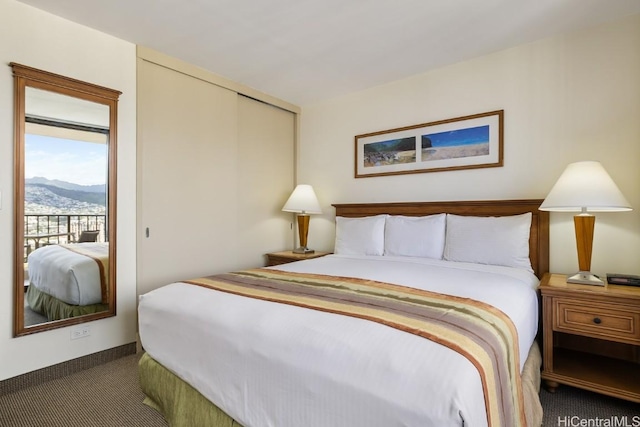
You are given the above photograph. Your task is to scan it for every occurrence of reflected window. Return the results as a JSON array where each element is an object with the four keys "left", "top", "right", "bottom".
[{"left": 24, "top": 122, "right": 109, "bottom": 249}]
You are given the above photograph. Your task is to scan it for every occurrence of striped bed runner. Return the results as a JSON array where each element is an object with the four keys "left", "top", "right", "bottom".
[{"left": 185, "top": 268, "right": 526, "bottom": 426}]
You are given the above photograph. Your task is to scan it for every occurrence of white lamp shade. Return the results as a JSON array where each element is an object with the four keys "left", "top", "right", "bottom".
[
  {"left": 282, "top": 184, "right": 322, "bottom": 214},
  {"left": 539, "top": 161, "right": 631, "bottom": 212}
]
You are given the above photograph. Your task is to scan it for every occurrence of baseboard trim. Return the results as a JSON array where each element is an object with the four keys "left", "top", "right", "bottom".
[{"left": 0, "top": 342, "right": 136, "bottom": 396}]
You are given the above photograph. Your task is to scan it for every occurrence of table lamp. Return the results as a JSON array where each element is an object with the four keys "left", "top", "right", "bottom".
[
  {"left": 282, "top": 184, "right": 322, "bottom": 254},
  {"left": 539, "top": 161, "right": 631, "bottom": 285}
]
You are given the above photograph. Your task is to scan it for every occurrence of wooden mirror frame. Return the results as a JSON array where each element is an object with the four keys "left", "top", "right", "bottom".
[{"left": 11, "top": 63, "right": 121, "bottom": 336}]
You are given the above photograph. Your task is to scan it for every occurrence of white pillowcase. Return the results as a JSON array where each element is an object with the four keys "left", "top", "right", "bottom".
[
  {"left": 334, "top": 215, "right": 387, "bottom": 256},
  {"left": 384, "top": 214, "right": 446, "bottom": 259},
  {"left": 443, "top": 213, "right": 533, "bottom": 272}
]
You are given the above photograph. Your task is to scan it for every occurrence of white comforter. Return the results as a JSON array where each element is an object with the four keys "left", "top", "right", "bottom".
[
  {"left": 27, "top": 242, "right": 107, "bottom": 305},
  {"left": 138, "top": 254, "right": 539, "bottom": 427}
]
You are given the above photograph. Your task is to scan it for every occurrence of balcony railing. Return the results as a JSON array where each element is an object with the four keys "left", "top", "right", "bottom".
[{"left": 24, "top": 214, "right": 106, "bottom": 260}]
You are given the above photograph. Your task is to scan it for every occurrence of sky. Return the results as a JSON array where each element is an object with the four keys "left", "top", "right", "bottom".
[
  {"left": 426, "top": 125, "right": 489, "bottom": 147},
  {"left": 25, "top": 134, "right": 107, "bottom": 186}
]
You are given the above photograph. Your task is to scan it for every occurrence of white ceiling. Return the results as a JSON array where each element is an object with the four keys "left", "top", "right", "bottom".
[{"left": 17, "top": 0, "right": 640, "bottom": 106}]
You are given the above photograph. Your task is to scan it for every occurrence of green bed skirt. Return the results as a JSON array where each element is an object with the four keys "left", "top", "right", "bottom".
[
  {"left": 26, "top": 284, "right": 108, "bottom": 321},
  {"left": 138, "top": 352, "right": 243, "bottom": 427}
]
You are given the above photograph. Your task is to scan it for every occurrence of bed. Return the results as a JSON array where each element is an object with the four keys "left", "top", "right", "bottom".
[
  {"left": 138, "top": 199, "right": 549, "bottom": 427},
  {"left": 26, "top": 242, "right": 109, "bottom": 320}
]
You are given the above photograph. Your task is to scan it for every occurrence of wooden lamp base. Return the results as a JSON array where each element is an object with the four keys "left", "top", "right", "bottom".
[
  {"left": 293, "top": 214, "right": 314, "bottom": 254},
  {"left": 568, "top": 214, "right": 603, "bottom": 286}
]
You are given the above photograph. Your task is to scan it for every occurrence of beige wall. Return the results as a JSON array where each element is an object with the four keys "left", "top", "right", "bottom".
[
  {"left": 299, "top": 14, "right": 640, "bottom": 277},
  {"left": 0, "top": 0, "right": 137, "bottom": 380}
]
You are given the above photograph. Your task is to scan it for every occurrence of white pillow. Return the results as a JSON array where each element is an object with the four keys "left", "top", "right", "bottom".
[
  {"left": 443, "top": 213, "right": 533, "bottom": 272},
  {"left": 384, "top": 214, "right": 446, "bottom": 259},
  {"left": 334, "top": 215, "right": 387, "bottom": 256}
]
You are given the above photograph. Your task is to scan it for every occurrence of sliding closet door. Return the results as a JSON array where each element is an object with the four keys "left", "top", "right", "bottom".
[
  {"left": 137, "top": 60, "right": 294, "bottom": 296},
  {"left": 137, "top": 60, "right": 238, "bottom": 295},
  {"left": 236, "top": 95, "right": 295, "bottom": 262}
]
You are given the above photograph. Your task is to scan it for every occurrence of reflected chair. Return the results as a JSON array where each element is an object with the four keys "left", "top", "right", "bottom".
[
  {"left": 75, "top": 230, "right": 100, "bottom": 243},
  {"left": 24, "top": 243, "right": 31, "bottom": 262}
]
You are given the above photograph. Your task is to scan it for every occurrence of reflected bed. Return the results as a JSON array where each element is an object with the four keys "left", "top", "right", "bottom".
[{"left": 26, "top": 242, "right": 109, "bottom": 320}]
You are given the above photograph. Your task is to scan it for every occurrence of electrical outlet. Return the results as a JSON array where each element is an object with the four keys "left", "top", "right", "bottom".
[{"left": 70, "top": 325, "right": 91, "bottom": 340}]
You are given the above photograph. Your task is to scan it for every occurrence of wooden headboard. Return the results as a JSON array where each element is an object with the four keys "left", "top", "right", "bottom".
[{"left": 332, "top": 199, "right": 549, "bottom": 279}]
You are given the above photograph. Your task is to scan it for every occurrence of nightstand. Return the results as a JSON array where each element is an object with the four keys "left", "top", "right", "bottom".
[
  {"left": 265, "top": 251, "right": 331, "bottom": 267},
  {"left": 540, "top": 273, "right": 640, "bottom": 403}
]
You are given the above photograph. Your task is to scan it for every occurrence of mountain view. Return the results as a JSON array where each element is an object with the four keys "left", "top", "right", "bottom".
[{"left": 25, "top": 177, "right": 106, "bottom": 215}]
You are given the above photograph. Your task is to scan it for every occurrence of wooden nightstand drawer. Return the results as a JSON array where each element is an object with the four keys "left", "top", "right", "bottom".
[{"left": 554, "top": 299, "right": 640, "bottom": 344}]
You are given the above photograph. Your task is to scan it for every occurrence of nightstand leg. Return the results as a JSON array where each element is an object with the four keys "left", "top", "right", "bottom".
[{"left": 544, "top": 380, "right": 559, "bottom": 393}]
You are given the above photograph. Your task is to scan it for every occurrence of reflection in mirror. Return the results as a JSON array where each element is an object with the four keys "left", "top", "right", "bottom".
[{"left": 12, "top": 64, "right": 121, "bottom": 336}]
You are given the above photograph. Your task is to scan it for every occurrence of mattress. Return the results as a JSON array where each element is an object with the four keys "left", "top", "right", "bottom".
[
  {"left": 138, "top": 254, "right": 539, "bottom": 427},
  {"left": 27, "top": 242, "right": 108, "bottom": 305}
]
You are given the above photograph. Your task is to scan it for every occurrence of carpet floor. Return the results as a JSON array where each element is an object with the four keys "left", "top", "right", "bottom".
[
  {"left": 0, "top": 353, "right": 638, "bottom": 426},
  {"left": 0, "top": 354, "right": 167, "bottom": 427},
  {"left": 540, "top": 385, "right": 640, "bottom": 426}
]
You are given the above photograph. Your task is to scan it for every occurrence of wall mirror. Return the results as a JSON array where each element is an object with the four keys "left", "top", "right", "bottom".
[{"left": 11, "top": 63, "right": 121, "bottom": 336}]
